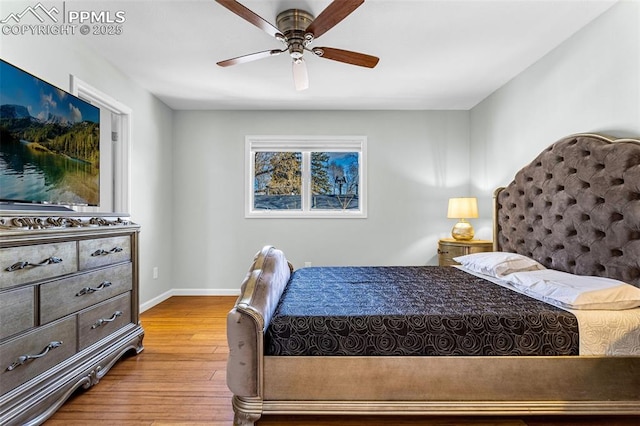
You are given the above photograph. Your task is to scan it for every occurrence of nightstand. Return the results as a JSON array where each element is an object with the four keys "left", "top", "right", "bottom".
[{"left": 438, "top": 238, "right": 493, "bottom": 266}]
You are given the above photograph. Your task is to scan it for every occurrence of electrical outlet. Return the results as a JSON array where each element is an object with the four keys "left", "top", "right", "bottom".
[
  {"left": 153, "top": 267, "right": 158, "bottom": 279},
  {"left": 304, "top": 261, "right": 312, "bottom": 267}
]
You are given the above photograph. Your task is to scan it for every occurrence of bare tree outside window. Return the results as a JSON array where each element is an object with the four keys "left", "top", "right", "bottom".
[{"left": 311, "top": 152, "right": 359, "bottom": 210}]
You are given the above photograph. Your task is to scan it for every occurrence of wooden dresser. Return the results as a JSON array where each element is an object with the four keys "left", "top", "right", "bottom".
[
  {"left": 437, "top": 238, "right": 493, "bottom": 266},
  {"left": 0, "top": 213, "right": 144, "bottom": 425}
]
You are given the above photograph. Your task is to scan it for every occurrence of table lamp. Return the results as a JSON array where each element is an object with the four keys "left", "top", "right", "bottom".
[{"left": 447, "top": 197, "right": 478, "bottom": 241}]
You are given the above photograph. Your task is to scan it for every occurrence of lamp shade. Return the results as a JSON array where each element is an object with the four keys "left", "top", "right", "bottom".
[{"left": 447, "top": 197, "right": 478, "bottom": 219}]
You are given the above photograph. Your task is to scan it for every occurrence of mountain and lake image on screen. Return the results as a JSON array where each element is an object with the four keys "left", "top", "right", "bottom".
[{"left": 0, "top": 59, "right": 100, "bottom": 207}]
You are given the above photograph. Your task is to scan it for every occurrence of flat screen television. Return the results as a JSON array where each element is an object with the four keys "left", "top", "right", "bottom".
[{"left": 0, "top": 58, "right": 100, "bottom": 209}]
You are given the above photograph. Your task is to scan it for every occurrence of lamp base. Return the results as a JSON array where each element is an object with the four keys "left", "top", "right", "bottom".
[{"left": 451, "top": 220, "right": 474, "bottom": 241}]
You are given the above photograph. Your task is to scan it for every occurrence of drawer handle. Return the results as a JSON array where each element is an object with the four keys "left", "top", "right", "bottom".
[
  {"left": 5, "top": 256, "right": 62, "bottom": 272},
  {"left": 437, "top": 249, "right": 449, "bottom": 255},
  {"left": 76, "top": 281, "right": 113, "bottom": 296},
  {"left": 6, "top": 341, "right": 63, "bottom": 371},
  {"left": 5, "top": 256, "right": 63, "bottom": 272},
  {"left": 91, "top": 247, "right": 124, "bottom": 257},
  {"left": 91, "top": 311, "right": 123, "bottom": 329}
]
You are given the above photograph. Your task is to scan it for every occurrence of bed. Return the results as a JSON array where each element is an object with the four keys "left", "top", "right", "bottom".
[{"left": 226, "top": 133, "right": 640, "bottom": 425}]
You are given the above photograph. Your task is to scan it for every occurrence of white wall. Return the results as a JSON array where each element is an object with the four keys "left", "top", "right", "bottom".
[
  {"left": 172, "top": 110, "right": 470, "bottom": 292},
  {"left": 470, "top": 0, "right": 640, "bottom": 233},
  {"left": 0, "top": 29, "right": 175, "bottom": 306}
]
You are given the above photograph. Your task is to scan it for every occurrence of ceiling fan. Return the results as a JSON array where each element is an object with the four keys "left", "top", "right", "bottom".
[{"left": 215, "top": 0, "right": 379, "bottom": 91}]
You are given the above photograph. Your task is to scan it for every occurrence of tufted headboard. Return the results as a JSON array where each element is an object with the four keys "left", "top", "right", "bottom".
[{"left": 494, "top": 133, "right": 640, "bottom": 288}]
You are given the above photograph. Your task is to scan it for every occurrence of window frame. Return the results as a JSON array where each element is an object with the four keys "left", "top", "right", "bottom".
[{"left": 245, "top": 135, "right": 367, "bottom": 218}]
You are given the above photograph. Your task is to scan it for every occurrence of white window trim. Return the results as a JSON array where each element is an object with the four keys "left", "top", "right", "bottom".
[{"left": 246, "top": 135, "right": 367, "bottom": 218}]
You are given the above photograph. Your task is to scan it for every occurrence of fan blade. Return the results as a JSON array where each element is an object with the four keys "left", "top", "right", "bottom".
[
  {"left": 216, "top": 0, "right": 283, "bottom": 39},
  {"left": 292, "top": 59, "right": 309, "bottom": 91},
  {"left": 305, "top": 0, "right": 364, "bottom": 39},
  {"left": 217, "top": 49, "right": 284, "bottom": 67},
  {"left": 312, "top": 47, "right": 379, "bottom": 68}
]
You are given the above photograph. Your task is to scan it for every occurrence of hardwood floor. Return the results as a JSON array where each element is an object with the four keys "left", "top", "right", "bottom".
[{"left": 45, "top": 296, "right": 638, "bottom": 426}]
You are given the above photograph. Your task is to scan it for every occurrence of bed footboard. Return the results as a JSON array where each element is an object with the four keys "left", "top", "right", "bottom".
[{"left": 226, "top": 246, "right": 291, "bottom": 424}]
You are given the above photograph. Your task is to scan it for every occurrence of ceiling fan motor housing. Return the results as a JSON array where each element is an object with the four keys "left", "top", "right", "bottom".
[{"left": 276, "top": 9, "right": 315, "bottom": 59}]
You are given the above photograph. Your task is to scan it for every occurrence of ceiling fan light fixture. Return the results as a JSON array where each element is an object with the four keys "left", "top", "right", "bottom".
[
  {"left": 288, "top": 40, "right": 305, "bottom": 59},
  {"left": 292, "top": 58, "right": 309, "bottom": 91}
]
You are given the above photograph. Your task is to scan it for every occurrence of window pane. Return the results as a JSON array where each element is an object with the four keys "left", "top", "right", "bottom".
[
  {"left": 254, "top": 151, "right": 302, "bottom": 210},
  {"left": 311, "top": 152, "right": 359, "bottom": 210}
]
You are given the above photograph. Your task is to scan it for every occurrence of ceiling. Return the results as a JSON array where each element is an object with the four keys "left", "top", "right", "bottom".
[{"left": 74, "top": 0, "right": 617, "bottom": 110}]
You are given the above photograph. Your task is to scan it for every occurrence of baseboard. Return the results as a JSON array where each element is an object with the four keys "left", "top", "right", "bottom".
[{"left": 140, "top": 289, "right": 240, "bottom": 313}]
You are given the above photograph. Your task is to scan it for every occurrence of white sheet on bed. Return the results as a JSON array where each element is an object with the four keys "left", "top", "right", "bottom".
[{"left": 455, "top": 266, "right": 640, "bottom": 356}]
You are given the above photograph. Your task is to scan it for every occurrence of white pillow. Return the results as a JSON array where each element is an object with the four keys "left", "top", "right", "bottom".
[
  {"left": 453, "top": 252, "right": 545, "bottom": 278},
  {"left": 506, "top": 269, "right": 640, "bottom": 310}
]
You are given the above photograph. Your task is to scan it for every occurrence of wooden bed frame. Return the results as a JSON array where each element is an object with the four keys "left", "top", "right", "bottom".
[{"left": 226, "top": 134, "right": 640, "bottom": 425}]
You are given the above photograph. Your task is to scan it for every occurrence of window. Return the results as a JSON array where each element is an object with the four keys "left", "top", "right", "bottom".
[{"left": 246, "top": 136, "right": 366, "bottom": 218}]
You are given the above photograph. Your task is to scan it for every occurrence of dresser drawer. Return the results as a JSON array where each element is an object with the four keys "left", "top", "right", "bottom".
[
  {"left": 78, "top": 292, "right": 132, "bottom": 351},
  {"left": 0, "top": 316, "right": 76, "bottom": 394},
  {"left": 0, "top": 242, "right": 77, "bottom": 289},
  {"left": 79, "top": 236, "right": 131, "bottom": 270},
  {"left": 40, "top": 263, "right": 133, "bottom": 324},
  {"left": 0, "top": 287, "right": 35, "bottom": 340}
]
